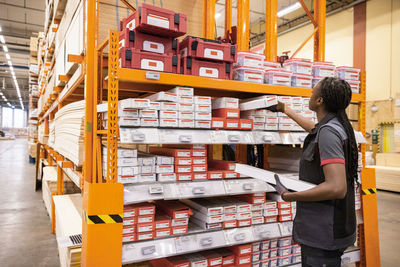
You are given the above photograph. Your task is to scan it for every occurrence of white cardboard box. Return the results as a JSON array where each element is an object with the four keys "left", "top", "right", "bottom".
[
  {"left": 146, "top": 91, "right": 177, "bottom": 102},
  {"left": 212, "top": 97, "right": 239, "bottom": 109}
]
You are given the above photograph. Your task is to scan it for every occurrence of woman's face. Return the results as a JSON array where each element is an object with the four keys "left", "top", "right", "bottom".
[{"left": 309, "top": 83, "right": 322, "bottom": 111}]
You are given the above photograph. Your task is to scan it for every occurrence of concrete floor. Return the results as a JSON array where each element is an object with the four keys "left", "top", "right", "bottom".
[{"left": 0, "top": 138, "right": 399, "bottom": 266}]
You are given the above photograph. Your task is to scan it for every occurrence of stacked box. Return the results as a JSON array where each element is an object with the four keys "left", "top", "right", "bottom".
[
  {"left": 155, "top": 200, "right": 192, "bottom": 235},
  {"left": 267, "top": 193, "right": 295, "bottom": 222},
  {"left": 211, "top": 97, "right": 252, "bottom": 130},
  {"left": 335, "top": 66, "right": 361, "bottom": 93},
  {"left": 249, "top": 237, "right": 300, "bottom": 266},
  {"left": 102, "top": 147, "right": 139, "bottom": 184},
  {"left": 207, "top": 160, "right": 239, "bottom": 179},
  {"left": 180, "top": 36, "right": 236, "bottom": 80},
  {"left": 228, "top": 243, "right": 253, "bottom": 266},
  {"left": 234, "top": 52, "right": 265, "bottom": 84},
  {"left": 122, "top": 202, "right": 156, "bottom": 242},
  {"left": 119, "top": 3, "right": 187, "bottom": 73},
  {"left": 234, "top": 193, "right": 266, "bottom": 225}
]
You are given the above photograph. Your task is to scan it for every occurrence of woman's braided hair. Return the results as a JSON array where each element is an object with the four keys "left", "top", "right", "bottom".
[{"left": 318, "top": 77, "right": 358, "bottom": 186}]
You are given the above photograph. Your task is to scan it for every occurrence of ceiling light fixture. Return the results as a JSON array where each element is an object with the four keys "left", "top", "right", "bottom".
[
  {"left": 8, "top": 61, "right": 12, "bottom": 66},
  {"left": 5, "top": 53, "right": 10, "bottom": 60},
  {"left": 3, "top": 45, "right": 8, "bottom": 52},
  {"left": 0, "top": 35, "right": 5, "bottom": 44},
  {"left": 277, "top": 2, "right": 301, "bottom": 17}
]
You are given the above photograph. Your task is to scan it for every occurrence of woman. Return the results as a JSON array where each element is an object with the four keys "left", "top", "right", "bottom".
[{"left": 270, "top": 77, "right": 358, "bottom": 267}]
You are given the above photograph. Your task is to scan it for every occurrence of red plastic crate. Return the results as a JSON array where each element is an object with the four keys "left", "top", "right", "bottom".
[
  {"left": 119, "top": 48, "right": 179, "bottom": 73},
  {"left": 121, "top": 4, "right": 187, "bottom": 38},
  {"left": 180, "top": 36, "right": 237, "bottom": 62},
  {"left": 119, "top": 28, "right": 178, "bottom": 55},
  {"left": 181, "top": 57, "right": 232, "bottom": 80}
]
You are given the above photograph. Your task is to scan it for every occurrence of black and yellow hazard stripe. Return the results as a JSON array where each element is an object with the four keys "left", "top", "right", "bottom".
[
  {"left": 362, "top": 188, "right": 377, "bottom": 195},
  {"left": 84, "top": 211, "right": 123, "bottom": 224}
]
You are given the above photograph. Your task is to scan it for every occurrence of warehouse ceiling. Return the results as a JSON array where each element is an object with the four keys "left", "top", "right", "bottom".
[
  {"left": 215, "top": 0, "right": 364, "bottom": 47},
  {"left": 0, "top": 0, "right": 45, "bottom": 110}
]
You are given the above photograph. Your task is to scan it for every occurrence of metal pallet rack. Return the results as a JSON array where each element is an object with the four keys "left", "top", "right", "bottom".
[{"left": 35, "top": 0, "right": 381, "bottom": 266}]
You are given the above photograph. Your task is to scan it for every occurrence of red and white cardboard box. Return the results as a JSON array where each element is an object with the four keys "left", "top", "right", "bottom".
[
  {"left": 222, "top": 220, "right": 237, "bottom": 229},
  {"left": 157, "top": 173, "right": 176, "bottom": 182},
  {"left": 175, "top": 165, "right": 192, "bottom": 173},
  {"left": 155, "top": 215, "right": 171, "bottom": 229},
  {"left": 139, "top": 109, "right": 158, "bottom": 118},
  {"left": 265, "top": 123, "right": 279, "bottom": 131},
  {"left": 149, "top": 147, "right": 191, "bottom": 157},
  {"left": 125, "top": 202, "right": 156, "bottom": 216},
  {"left": 252, "top": 203, "right": 265, "bottom": 211},
  {"left": 207, "top": 170, "right": 224, "bottom": 180},
  {"left": 155, "top": 228, "right": 171, "bottom": 238},
  {"left": 252, "top": 216, "right": 264, "bottom": 225},
  {"left": 149, "top": 102, "right": 161, "bottom": 110},
  {"left": 265, "top": 200, "right": 277, "bottom": 209},
  {"left": 239, "top": 119, "right": 253, "bottom": 130},
  {"left": 192, "top": 149, "right": 207, "bottom": 157},
  {"left": 123, "top": 225, "right": 135, "bottom": 235},
  {"left": 277, "top": 255, "right": 291, "bottom": 266},
  {"left": 140, "top": 118, "right": 159, "bottom": 127},
  {"left": 118, "top": 117, "right": 141, "bottom": 127},
  {"left": 178, "top": 111, "right": 195, "bottom": 120},
  {"left": 160, "top": 102, "right": 179, "bottom": 111},
  {"left": 253, "top": 122, "right": 265, "bottom": 130},
  {"left": 277, "top": 202, "right": 292, "bottom": 209},
  {"left": 195, "top": 120, "right": 211, "bottom": 128},
  {"left": 265, "top": 215, "right": 278, "bottom": 223},
  {"left": 279, "top": 214, "right": 293, "bottom": 222},
  {"left": 269, "top": 248, "right": 278, "bottom": 257},
  {"left": 167, "top": 86, "right": 194, "bottom": 96},
  {"left": 122, "top": 233, "right": 136, "bottom": 243},
  {"left": 122, "top": 3, "right": 187, "bottom": 38},
  {"left": 252, "top": 252, "right": 260, "bottom": 262},
  {"left": 194, "top": 104, "right": 212, "bottom": 112},
  {"left": 235, "top": 255, "right": 252, "bottom": 266},
  {"left": 179, "top": 119, "right": 195, "bottom": 128},
  {"left": 180, "top": 199, "right": 224, "bottom": 215},
  {"left": 208, "top": 160, "right": 235, "bottom": 171},
  {"left": 155, "top": 165, "right": 174, "bottom": 174},
  {"left": 139, "top": 165, "right": 155, "bottom": 174},
  {"left": 160, "top": 118, "right": 179, "bottom": 127},
  {"left": 194, "top": 96, "right": 212, "bottom": 105},
  {"left": 277, "top": 245, "right": 292, "bottom": 256},
  {"left": 264, "top": 208, "right": 279, "bottom": 217},
  {"left": 199, "top": 251, "right": 223, "bottom": 266},
  {"left": 137, "top": 231, "right": 154, "bottom": 241},
  {"left": 270, "top": 239, "right": 279, "bottom": 248},
  {"left": 175, "top": 157, "right": 192, "bottom": 165},
  {"left": 195, "top": 112, "right": 212, "bottom": 121},
  {"left": 193, "top": 164, "right": 207, "bottom": 172},
  {"left": 184, "top": 254, "right": 208, "bottom": 267},
  {"left": 237, "top": 219, "right": 252, "bottom": 227},
  {"left": 225, "top": 119, "right": 239, "bottom": 129},
  {"left": 192, "top": 157, "right": 206, "bottom": 165},
  {"left": 223, "top": 171, "right": 239, "bottom": 179},
  {"left": 192, "top": 212, "right": 223, "bottom": 224},
  {"left": 171, "top": 218, "right": 189, "bottom": 226},
  {"left": 212, "top": 97, "right": 239, "bottom": 109},
  {"left": 237, "top": 212, "right": 252, "bottom": 220},
  {"left": 252, "top": 242, "right": 261, "bottom": 252},
  {"left": 155, "top": 200, "right": 193, "bottom": 219},
  {"left": 223, "top": 213, "right": 237, "bottom": 221},
  {"left": 120, "top": 98, "right": 151, "bottom": 109},
  {"left": 265, "top": 116, "right": 279, "bottom": 124},
  {"left": 229, "top": 244, "right": 252, "bottom": 256},
  {"left": 211, "top": 117, "right": 225, "bottom": 129},
  {"left": 179, "top": 103, "right": 195, "bottom": 112},
  {"left": 278, "top": 208, "right": 292, "bottom": 216},
  {"left": 171, "top": 225, "right": 188, "bottom": 235},
  {"left": 178, "top": 95, "right": 194, "bottom": 104},
  {"left": 137, "top": 222, "right": 154, "bottom": 232},
  {"left": 135, "top": 214, "right": 155, "bottom": 224},
  {"left": 160, "top": 110, "right": 178, "bottom": 119},
  {"left": 151, "top": 256, "right": 190, "bottom": 267},
  {"left": 212, "top": 108, "right": 240, "bottom": 119},
  {"left": 176, "top": 173, "right": 193, "bottom": 181},
  {"left": 193, "top": 172, "right": 207, "bottom": 180},
  {"left": 252, "top": 210, "right": 263, "bottom": 218},
  {"left": 214, "top": 249, "right": 234, "bottom": 266},
  {"left": 278, "top": 237, "right": 292, "bottom": 247}
]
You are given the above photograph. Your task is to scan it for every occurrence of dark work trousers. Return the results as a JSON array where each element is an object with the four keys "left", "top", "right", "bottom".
[{"left": 300, "top": 244, "right": 347, "bottom": 267}]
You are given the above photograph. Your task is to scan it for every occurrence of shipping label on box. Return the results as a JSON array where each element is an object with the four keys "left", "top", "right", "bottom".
[
  {"left": 195, "top": 104, "right": 212, "bottom": 112},
  {"left": 175, "top": 157, "right": 193, "bottom": 165},
  {"left": 225, "top": 119, "right": 239, "bottom": 129},
  {"left": 193, "top": 157, "right": 206, "bottom": 165},
  {"left": 176, "top": 173, "right": 193, "bottom": 181},
  {"left": 195, "top": 112, "right": 212, "bottom": 120},
  {"left": 148, "top": 102, "right": 161, "bottom": 110},
  {"left": 252, "top": 116, "right": 266, "bottom": 123},
  {"left": 193, "top": 172, "right": 207, "bottom": 180},
  {"left": 157, "top": 173, "right": 176, "bottom": 182},
  {"left": 156, "top": 165, "right": 174, "bottom": 174},
  {"left": 253, "top": 123, "right": 265, "bottom": 130},
  {"left": 178, "top": 95, "right": 194, "bottom": 104},
  {"left": 160, "top": 118, "right": 179, "bottom": 127},
  {"left": 140, "top": 118, "right": 159, "bottom": 127},
  {"left": 207, "top": 170, "right": 223, "bottom": 179},
  {"left": 175, "top": 165, "right": 192, "bottom": 173},
  {"left": 119, "top": 117, "right": 141, "bottom": 127},
  {"left": 211, "top": 117, "right": 225, "bottom": 129},
  {"left": 192, "top": 149, "right": 207, "bottom": 157},
  {"left": 223, "top": 213, "right": 237, "bottom": 221},
  {"left": 194, "top": 96, "right": 212, "bottom": 105}
]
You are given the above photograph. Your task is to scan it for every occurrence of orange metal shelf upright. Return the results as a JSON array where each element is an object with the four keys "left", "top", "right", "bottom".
[{"left": 73, "top": 0, "right": 381, "bottom": 266}]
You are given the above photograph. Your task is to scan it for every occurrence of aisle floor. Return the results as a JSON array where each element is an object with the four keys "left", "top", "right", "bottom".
[{"left": 0, "top": 138, "right": 398, "bottom": 266}]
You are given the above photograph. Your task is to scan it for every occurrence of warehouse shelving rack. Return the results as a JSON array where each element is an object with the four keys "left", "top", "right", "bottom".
[{"left": 35, "top": 0, "right": 381, "bottom": 266}]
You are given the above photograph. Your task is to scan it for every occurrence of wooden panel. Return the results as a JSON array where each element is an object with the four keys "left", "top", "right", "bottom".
[
  {"left": 370, "top": 165, "right": 400, "bottom": 192},
  {"left": 376, "top": 153, "right": 400, "bottom": 167}
]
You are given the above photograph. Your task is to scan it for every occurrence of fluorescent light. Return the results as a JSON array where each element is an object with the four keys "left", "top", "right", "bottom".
[
  {"left": 0, "top": 26, "right": 2, "bottom": 32},
  {"left": 277, "top": 2, "right": 301, "bottom": 17},
  {"left": 8, "top": 61, "right": 12, "bottom": 66},
  {"left": 3, "top": 45, "right": 7, "bottom": 52},
  {"left": 5, "top": 53, "right": 10, "bottom": 60},
  {"left": 0, "top": 35, "right": 5, "bottom": 44},
  {"left": 215, "top": 13, "right": 221, "bottom": 19}
]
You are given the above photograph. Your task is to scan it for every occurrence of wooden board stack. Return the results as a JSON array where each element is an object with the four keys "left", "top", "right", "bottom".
[
  {"left": 54, "top": 100, "right": 85, "bottom": 166},
  {"left": 53, "top": 194, "right": 82, "bottom": 267},
  {"left": 367, "top": 165, "right": 400, "bottom": 193}
]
